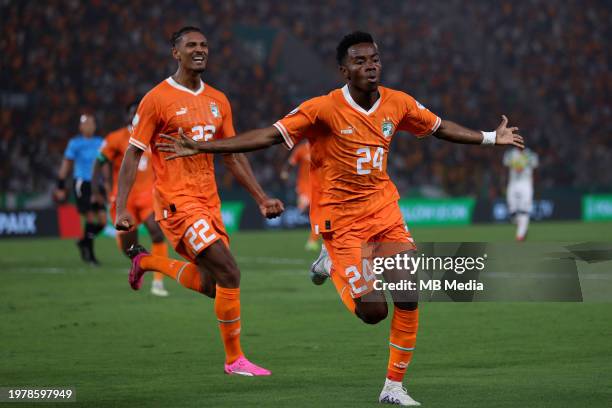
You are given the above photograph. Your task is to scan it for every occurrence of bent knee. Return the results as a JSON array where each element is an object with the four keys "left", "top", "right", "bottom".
[
  {"left": 205, "top": 257, "right": 240, "bottom": 287},
  {"left": 357, "top": 305, "right": 388, "bottom": 325},
  {"left": 201, "top": 283, "right": 216, "bottom": 298}
]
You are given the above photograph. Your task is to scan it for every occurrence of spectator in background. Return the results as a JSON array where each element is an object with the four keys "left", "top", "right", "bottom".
[{"left": 1, "top": 0, "right": 610, "bottom": 202}]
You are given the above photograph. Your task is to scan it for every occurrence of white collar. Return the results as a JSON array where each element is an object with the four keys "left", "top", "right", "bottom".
[
  {"left": 341, "top": 84, "right": 381, "bottom": 116},
  {"left": 166, "top": 76, "right": 205, "bottom": 96}
]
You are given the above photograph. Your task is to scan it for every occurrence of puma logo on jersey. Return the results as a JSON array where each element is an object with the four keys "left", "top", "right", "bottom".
[
  {"left": 341, "top": 127, "right": 354, "bottom": 135},
  {"left": 176, "top": 107, "right": 188, "bottom": 116}
]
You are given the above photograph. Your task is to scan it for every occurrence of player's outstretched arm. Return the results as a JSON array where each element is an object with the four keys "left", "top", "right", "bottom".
[
  {"left": 114, "top": 145, "right": 143, "bottom": 231},
  {"left": 434, "top": 115, "right": 524, "bottom": 148},
  {"left": 223, "top": 153, "right": 285, "bottom": 219},
  {"left": 157, "top": 126, "right": 284, "bottom": 159}
]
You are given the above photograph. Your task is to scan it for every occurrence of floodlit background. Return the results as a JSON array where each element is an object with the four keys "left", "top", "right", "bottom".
[{"left": 1, "top": 1, "right": 611, "bottom": 407}]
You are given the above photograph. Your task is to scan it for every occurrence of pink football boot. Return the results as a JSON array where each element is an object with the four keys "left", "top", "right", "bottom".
[{"left": 224, "top": 356, "right": 271, "bottom": 376}]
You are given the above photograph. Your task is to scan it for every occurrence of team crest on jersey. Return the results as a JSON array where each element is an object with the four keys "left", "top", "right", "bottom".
[
  {"left": 210, "top": 102, "right": 220, "bottom": 118},
  {"left": 381, "top": 120, "right": 394, "bottom": 138}
]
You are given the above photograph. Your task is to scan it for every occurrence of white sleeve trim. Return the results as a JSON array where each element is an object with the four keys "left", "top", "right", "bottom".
[
  {"left": 129, "top": 137, "right": 148, "bottom": 151},
  {"left": 273, "top": 122, "right": 294, "bottom": 149},
  {"left": 422, "top": 116, "right": 442, "bottom": 137}
]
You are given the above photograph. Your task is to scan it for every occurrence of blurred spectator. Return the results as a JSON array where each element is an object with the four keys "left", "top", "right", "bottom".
[{"left": 1, "top": 0, "right": 610, "bottom": 202}]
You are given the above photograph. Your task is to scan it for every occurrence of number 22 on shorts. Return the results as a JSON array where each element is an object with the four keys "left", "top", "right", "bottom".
[{"left": 186, "top": 219, "right": 217, "bottom": 252}]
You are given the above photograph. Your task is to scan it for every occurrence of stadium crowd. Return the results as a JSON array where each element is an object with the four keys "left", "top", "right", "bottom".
[{"left": 1, "top": 0, "right": 609, "bottom": 201}]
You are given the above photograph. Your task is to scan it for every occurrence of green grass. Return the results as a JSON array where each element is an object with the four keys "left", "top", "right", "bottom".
[{"left": 1, "top": 221, "right": 611, "bottom": 407}]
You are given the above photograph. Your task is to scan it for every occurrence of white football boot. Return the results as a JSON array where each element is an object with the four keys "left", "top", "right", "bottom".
[
  {"left": 309, "top": 243, "right": 331, "bottom": 285},
  {"left": 150, "top": 280, "right": 169, "bottom": 297},
  {"left": 378, "top": 378, "right": 421, "bottom": 406}
]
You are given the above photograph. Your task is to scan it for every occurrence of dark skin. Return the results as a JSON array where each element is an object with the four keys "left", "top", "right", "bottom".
[
  {"left": 114, "top": 30, "right": 284, "bottom": 292},
  {"left": 157, "top": 41, "right": 525, "bottom": 319},
  {"left": 91, "top": 106, "right": 166, "bottom": 258}
]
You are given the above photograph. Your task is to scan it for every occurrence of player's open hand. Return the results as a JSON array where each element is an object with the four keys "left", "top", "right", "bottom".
[
  {"left": 157, "top": 127, "right": 200, "bottom": 160},
  {"left": 114, "top": 210, "right": 135, "bottom": 231},
  {"left": 495, "top": 115, "right": 524, "bottom": 149},
  {"left": 258, "top": 197, "right": 285, "bottom": 219}
]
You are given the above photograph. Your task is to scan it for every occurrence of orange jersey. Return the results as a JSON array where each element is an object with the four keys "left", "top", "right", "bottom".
[
  {"left": 274, "top": 85, "right": 440, "bottom": 233},
  {"left": 288, "top": 141, "right": 311, "bottom": 197},
  {"left": 100, "top": 126, "right": 154, "bottom": 199},
  {"left": 129, "top": 77, "right": 235, "bottom": 220}
]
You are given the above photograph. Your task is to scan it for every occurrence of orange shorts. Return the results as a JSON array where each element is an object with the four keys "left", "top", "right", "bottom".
[
  {"left": 110, "top": 191, "right": 154, "bottom": 226},
  {"left": 323, "top": 201, "right": 415, "bottom": 299},
  {"left": 158, "top": 206, "right": 229, "bottom": 263}
]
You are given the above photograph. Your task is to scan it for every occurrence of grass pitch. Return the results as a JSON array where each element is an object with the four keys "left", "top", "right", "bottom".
[{"left": 1, "top": 221, "right": 611, "bottom": 407}]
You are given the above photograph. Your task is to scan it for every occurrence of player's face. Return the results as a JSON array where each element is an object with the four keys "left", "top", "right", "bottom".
[
  {"left": 79, "top": 115, "right": 96, "bottom": 137},
  {"left": 341, "top": 43, "right": 382, "bottom": 92},
  {"left": 173, "top": 31, "right": 208, "bottom": 73}
]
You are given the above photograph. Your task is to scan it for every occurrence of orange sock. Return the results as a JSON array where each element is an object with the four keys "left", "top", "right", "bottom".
[
  {"left": 330, "top": 268, "right": 356, "bottom": 314},
  {"left": 387, "top": 307, "right": 419, "bottom": 382},
  {"left": 151, "top": 241, "right": 168, "bottom": 282},
  {"left": 140, "top": 255, "right": 202, "bottom": 292},
  {"left": 214, "top": 286, "right": 243, "bottom": 364}
]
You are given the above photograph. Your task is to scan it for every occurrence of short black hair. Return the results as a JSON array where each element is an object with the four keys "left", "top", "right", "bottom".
[
  {"left": 171, "top": 26, "right": 203, "bottom": 46},
  {"left": 336, "top": 31, "right": 375, "bottom": 65}
]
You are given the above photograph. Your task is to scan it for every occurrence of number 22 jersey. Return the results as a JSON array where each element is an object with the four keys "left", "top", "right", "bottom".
[
  {"left": 273, "top": 85, "right": 441, "bottom": 234},
  {"left": 129, "top": 77, "right": 235, "bottom": 220}
]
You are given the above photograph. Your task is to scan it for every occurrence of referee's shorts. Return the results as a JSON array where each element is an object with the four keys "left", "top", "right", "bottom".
[{"left": 73, "top": 179, "right": 106, "bottom": 214}]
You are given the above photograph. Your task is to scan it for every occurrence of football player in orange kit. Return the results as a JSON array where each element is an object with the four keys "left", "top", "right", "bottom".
[
  {"left": 158, "top": 31, "right": 524, "bottom": 405},
  {"left": 114, "top": 26, "right": 284, "bottom": 376},
  {"left": 92, "top": 102, "right": 169, "bottom": 297},
  {"left": 280, "top": 141, "right": 320, "bottom": 251}
]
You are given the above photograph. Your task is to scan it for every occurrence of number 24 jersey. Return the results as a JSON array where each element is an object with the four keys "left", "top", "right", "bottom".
[{"left": 274, "top": 85, "right": 441, "bottom": 233}]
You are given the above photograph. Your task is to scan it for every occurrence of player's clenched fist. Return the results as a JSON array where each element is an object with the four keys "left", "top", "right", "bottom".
[
  {"left": 115, "top": 210, "right": 135, "bottom": 231},
  {"left": 258, "top": 197, "right": 284, "bottom": 219}
]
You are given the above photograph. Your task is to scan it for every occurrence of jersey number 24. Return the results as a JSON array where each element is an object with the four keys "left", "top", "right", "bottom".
[{"left": 356, "top": 147, "right": 384, "bottom": 175}]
